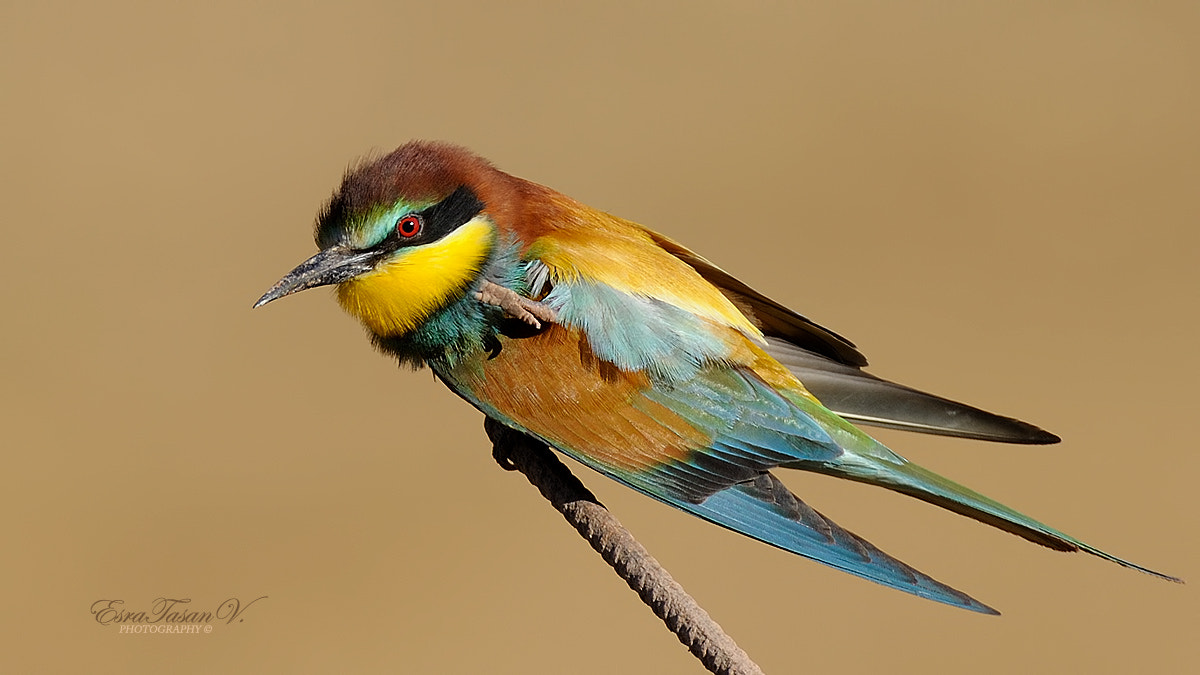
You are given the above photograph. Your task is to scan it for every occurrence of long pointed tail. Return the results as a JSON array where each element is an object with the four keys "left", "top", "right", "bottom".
[
  {"left": 817, "top": 433, "right": 1182, "bottom": 583},
  {"left": 888, "top": 461, "right": 1179, "bottom": 581}
]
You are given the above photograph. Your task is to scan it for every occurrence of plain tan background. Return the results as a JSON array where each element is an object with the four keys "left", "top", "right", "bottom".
[{"left": 2, "top": 2, "right": 1196, "bottom": 672}]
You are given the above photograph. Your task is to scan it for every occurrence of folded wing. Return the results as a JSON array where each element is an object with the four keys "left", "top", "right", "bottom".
[{"left": 643, "top": 228, "right": 1059, "bottom": 444}]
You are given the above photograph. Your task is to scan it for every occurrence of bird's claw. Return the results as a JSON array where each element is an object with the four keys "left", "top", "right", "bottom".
[
  {"left": 491, "top": 441, "right": 519, "bottom": 471},
  {"left": 475, "top": 281, "right": 558, "bottom": 329}
]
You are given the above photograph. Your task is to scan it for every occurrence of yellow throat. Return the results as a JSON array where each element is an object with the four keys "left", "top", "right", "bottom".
[{"left": 336, "top": 217, "right": 495, "bottom": 336}]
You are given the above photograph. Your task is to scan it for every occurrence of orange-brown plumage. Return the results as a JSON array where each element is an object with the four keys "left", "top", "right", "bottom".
[{"left": 444, "top": 323, "right": 709, "bottom": 475}]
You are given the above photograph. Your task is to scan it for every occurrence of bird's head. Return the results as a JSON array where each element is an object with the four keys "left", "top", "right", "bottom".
[{"left": 255, "top": 142, "right": 518, "bottom": 338}]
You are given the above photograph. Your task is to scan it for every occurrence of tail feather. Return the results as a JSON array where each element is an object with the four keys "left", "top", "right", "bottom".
[
  {"left": 671, "top": 473, "right": 1001, "bottom": 614},
  {"left": 822, "top": 445, "right": 1183, "bottom": 583}
]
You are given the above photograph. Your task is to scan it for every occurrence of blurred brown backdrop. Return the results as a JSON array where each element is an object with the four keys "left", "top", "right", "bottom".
[{"left": 2, "top": 2, "right": 1196, "bottom": 673}]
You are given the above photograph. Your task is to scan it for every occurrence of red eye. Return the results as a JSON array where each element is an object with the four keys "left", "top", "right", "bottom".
[{"left": 396, "top": 215, "right": 422, "bottom": 238}]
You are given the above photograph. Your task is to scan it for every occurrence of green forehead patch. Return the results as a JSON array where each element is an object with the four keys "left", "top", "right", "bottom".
[{"left": 316, "top": 197, "right": 436, "bottom": 250}]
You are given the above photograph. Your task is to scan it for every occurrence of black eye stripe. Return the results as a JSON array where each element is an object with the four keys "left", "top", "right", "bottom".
[
  {"left": 378, "top": 185, "right": 485, "bottom": 252},
  {"left": 421, "top": 185, "right": 486, "bottom": 235}
]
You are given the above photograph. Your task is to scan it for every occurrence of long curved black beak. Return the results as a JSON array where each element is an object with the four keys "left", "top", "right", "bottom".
[{"left": 253, "top": 245, "right": 379, "bottom": 308}]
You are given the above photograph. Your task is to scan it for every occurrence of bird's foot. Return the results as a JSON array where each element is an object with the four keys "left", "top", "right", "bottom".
[
  {"left": 491, "top": 441, "right": 519, "bottom": 471},
  {"left": 485, "top": 418, "right": 520, "bottom": 471},
  {"left": 475, "top": 281, "right": 558, "bottom": 329}
]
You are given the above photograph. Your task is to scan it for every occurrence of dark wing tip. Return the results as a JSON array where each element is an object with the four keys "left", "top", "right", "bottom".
[
  {"left": 767, "top": 338, "right": 1062, "bottom": 445},
  {"left": 843, "top": 410, "right": 1062, "bottom": 445},
  {"left": 1007, "top": 423, "right": 1061, "bottom": 445}
]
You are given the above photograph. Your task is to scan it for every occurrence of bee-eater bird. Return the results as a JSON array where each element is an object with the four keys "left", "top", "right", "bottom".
[{"left": 255, "top": 141, "right": 1177, "bottom": 613}]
